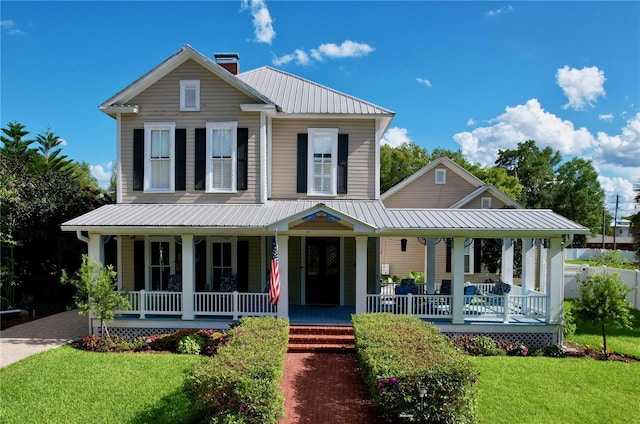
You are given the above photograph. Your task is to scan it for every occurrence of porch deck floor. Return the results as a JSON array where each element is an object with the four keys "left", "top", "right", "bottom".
[{"left": 289, "top": 305, "right": 354, "bottom": 326}]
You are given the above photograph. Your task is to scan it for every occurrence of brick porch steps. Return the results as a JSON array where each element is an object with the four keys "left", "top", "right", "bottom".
[{"left": 288, "top": 325, "right": 356, "bottom": 353}]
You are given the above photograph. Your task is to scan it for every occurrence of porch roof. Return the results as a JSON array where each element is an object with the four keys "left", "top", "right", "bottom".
[{"left": 61, "top": 200, "right": 589, "bottom": 238}]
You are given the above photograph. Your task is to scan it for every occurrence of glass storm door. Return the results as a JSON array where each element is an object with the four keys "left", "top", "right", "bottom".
[{"left": 306, "top": 237, "right": 340, "bottom": 305}]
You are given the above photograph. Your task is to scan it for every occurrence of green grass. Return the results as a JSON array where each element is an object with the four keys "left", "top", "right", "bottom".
[
  {"left": 564, "top": 259, "right": 640, "bottom": 270},
  {"left": 0, "top": 346, "right": 204, "bottom": 424},
  {"left": 472, "top": 356, "right": 640, "bottom": 424},
  {"left": 565, "top": 301, "right": 640, "bottom": 359}
]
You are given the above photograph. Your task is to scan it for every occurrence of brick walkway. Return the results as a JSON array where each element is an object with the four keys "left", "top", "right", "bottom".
[
  {"left": 280, "top": 352, "right": 383, "bottom": 424},
  {"left": 0, "top": 309, "right": 88, "bottom": 368}
]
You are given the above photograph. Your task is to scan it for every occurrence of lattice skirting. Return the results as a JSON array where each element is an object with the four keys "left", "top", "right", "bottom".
[
  {"left": 98, "top": 327, "right": 186, "bottom": 339},
  {"left": 442, "top": 331, "right": 555, "bottom": 348}
]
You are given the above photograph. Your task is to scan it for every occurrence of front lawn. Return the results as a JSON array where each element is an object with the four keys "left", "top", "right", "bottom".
[
  {"left": 565, "top": 301, "right": 640, "bottom": 359},
  {"left": 471, "top": 356, "right": 640, "bottom": 424},
  {"left": 0, "top": 346, "right": 203, "bottom": 424}
]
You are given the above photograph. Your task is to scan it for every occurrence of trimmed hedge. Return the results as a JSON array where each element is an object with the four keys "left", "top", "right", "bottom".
[
  {"left": 185, "top": 317, "right": 289, "bottom": 424},
  {"left": 352, "top": 313, "right": 479, "bottom": 423}
]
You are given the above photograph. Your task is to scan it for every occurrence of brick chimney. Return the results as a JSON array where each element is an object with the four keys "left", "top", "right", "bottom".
[{"left": 214, "top": 53, "right": 240, "bottom": 75}]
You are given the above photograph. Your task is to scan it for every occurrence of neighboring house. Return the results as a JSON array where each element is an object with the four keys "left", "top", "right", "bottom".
[{"left": 62, "top": 45, "right": 588, "bottom": 345}]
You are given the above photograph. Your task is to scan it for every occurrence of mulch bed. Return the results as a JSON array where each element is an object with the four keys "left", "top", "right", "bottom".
[{"left": 563, "top": 342, "right": 638, "bottom": 363}]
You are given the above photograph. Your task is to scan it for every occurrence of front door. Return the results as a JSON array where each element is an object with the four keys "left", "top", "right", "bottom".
[{"left": 306, "top": 237, "right": 340, "bottom": 305}]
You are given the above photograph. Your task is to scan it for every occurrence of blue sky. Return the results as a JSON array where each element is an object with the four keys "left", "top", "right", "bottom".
[{"left": 2, "top": 1, "right": 639, "bottom": 217}]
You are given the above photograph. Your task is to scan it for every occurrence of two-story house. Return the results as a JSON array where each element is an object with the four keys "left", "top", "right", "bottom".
[{"left": 62, "top": 45, "right": 588, "bottom": 345}]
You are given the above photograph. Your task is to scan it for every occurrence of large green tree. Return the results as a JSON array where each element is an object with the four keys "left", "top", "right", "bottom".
[
  {"left": 380, "top": 142, "right": 431, "bottom": 193},
  {"left": 495, "top": 140, "right": 561, "bottom": 209},
  {"left": 552, "top": 157, "right": 606, "bottom": 242},
  {"left": 1, "top": 122, "right": 108, "bottom": 313}
]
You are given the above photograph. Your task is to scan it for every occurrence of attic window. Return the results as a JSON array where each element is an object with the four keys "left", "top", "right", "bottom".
[
  {"left": 435, "top": 168, "right": 446, "bottom": 184},
  {"left": 180, "top": 80, "right": 200, "bottom": 111},
  {"left": 481, "top": 197, "right": 492, "bottom": 209}
]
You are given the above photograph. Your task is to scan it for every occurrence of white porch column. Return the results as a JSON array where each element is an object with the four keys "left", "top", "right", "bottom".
[
  {"left": 426, "top": 238, "right": 437, "bottom": 295},
  {"left": 88, "top": 233, "right": 102, "bottom": 263},
  {"left": 521, "top": 238, "right": 536, "bottom": 293},
  {"left": 277, "top": 234, "right": 289, "bottom": 319},
  {"left": 181, "top": 235, "right": 195, "bottom": 320},
  {"left": 451, "top": 237, "right": 466, "bottom": 324},
  {"left": 546, "top": 238, "right": 564, "bottom": 325},
  {"left": 501, "top": 238, "right": 514, "bottom": 284},
  {"left": 355, "top": 236, "right": 368, "bottom": 314}
]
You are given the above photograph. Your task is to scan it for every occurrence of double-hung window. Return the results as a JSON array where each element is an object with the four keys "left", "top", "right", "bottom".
[
  {"left": 147, "top": 238, "right": 174, "bottom": 291},
  {"left": 180, "top": 80, "right": 200, "bottom": 111},
  {"left": 308, "top": 128, "right": 338, "bottom": 196},
  {"left": 206, "top": 122, "right": 237, "bottom": 192},
  {"left": 206, "top": 238, "right": 237, "bottom": 291},
  {"left": 144, "top": 122, "right": 175, "bottom": 192}
]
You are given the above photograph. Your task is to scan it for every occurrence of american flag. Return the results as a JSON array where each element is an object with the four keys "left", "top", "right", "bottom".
[{"left": 269, "top": 237, "right": 281, "bottom": 305}]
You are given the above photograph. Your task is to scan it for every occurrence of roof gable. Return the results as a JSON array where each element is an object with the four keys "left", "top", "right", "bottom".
[
  {"left": 99, "top": 45, "right": 275, "bottom": 117},
  {"left": 449, "top": 185, "right": 522, "bottom": 209},
  {"left": 381, "top": 157, "right": 485, "bottom": 201}
]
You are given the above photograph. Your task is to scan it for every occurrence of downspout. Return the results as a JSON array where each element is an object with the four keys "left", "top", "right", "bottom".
[{"left": 76, "top": 230, "right": 90, "bottom": 244}]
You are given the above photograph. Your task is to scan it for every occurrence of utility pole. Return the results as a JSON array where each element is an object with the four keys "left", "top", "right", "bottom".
[{"left": 613, "top": 195, "right": 619, "bottom": 250}]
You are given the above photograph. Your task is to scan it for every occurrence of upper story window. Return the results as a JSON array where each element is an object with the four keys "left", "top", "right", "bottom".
[
  {"left": 206, "top": 122, "right": 238, "bottom": 192},
  {"left": 180, "top": 80, "right": 200, "bottom": 111},
  {"left": 308, "top": 128, "right": 338, "bottom": 196},
  {"left": 435, "top": 168, "right": 446, "bottom": 184},
  {"left": 481, "top": 197, "right": 492, "bottom": 209},
  {"left": 144, "top": 122, "right": 176, "bottom": 192}
]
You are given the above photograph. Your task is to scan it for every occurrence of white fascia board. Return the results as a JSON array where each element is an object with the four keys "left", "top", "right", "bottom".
[
  {"left": 272, "top": 112, "right": 393, "bottom": 120},
  {"left": 378, "top": 228, "right": 591, "bottom": 238},
  {"left": 241, "top": 104, "right": 277, "bottom": 116},
  {"left": 60, "top": 225, "right": 268, "bottom": 236},
  {"left": 100, "top": 105, "right": 139, "bottom": 116}
]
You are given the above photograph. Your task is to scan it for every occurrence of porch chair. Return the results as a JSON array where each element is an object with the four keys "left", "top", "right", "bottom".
[
  {"left": 487, "top": 281, "right": 511, "bottom": 306},
  {"left": 439, "top": 280, "right": 451, "bottom": 295}
]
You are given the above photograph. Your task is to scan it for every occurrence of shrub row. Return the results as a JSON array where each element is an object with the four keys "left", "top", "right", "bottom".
[
  {"left": 352, "top": 313, "right": 479, "bottom": 424},
  {"left": 72, "top": 328, "right": 227, "bottom": 356},
  {"left": 184, "top": 317, "right": 289, "bottom": 424},
  {"left": 450, "top": 335, "right": 568, "bottom": 358}
]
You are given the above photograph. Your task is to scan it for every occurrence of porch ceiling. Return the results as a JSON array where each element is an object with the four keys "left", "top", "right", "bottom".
[{"left": 60, "top": 201, "right": 589, "bottom": 238}]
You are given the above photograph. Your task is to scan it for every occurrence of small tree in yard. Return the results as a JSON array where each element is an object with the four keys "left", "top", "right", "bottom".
[
  {"left": 573, "top": 273, "right": 634, "bottom": 359},
  {"left": 62, "top": 255, "right": 130, "bottom": 337}
]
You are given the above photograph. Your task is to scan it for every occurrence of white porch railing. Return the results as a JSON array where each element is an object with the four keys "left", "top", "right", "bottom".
[
  {"left": 117, "top": 290, "right": 276, "bottom": 320},
  {"left": 366, "top": 292, "right": 548, "bottom": 323}
]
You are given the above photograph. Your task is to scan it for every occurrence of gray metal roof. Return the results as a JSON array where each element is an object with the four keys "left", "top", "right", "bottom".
[
  {"left": 62, "top": 201, "right": 589, "bottom": 237},
  {"left": 238, "top": 67, "right": 394, "bottom": 116}
]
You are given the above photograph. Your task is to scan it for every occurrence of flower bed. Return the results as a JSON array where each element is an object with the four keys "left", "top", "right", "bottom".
[
  {"left": 352, "top": 313, "right": 479, "bottom": 423},
  {"left": 185, "top": 316, "right": 289, "bottom": 424},
  {"left": 72, "top": 328, "right": 228, "bottom": 356}
]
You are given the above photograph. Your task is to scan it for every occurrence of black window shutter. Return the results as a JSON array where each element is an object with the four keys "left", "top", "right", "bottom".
[
  {"left": 133, "top": 129, "right": 144, "bottom": 191},
  {"left": 445, "top": 239, "right": 452, "bottom": 273},
  {"left": 134, "top": 240, "right": 145, "bottom": 291},
  {"left": 337, "top": 134, "right": 348, "bottom": 194},
  {"left": 237, "top": 128, "right": 249, "bottom": 191},
  {"left": 237, "top": 240, "right": 249, "bottom": 292},
  {"left": 474, "top": 238, "right": 482, "bottom": 273},
  {"left": 194, "top": 128, "right": 206, "bottom": 190},
  {"left": 175, "top": 129, "right": 186, "bottom": 191},
  {"left": 296, "top": 133, "right": 308, "bottom": 193}
]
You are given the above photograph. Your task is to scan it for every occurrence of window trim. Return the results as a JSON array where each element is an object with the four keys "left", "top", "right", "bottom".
[
  {"left": 144, "top": 122, "right": 176, "bottom": 193},
  {"left": 435, "top": 168, "right": 447, "bottom": 185},
  {"left": 464, "top": 239, "right": 474, "bottom": 275},
  {"left": 179, "top": 80, "right": 200, "bottom": 111},
  {"left": 206, "top": 121, "right": 238, "bottom": 193},
  {"left": 206, "top": 237, "right": 237, "bottom": 292},
  {"left": 145, "top": 237, "right": 176, "bottom": 291},
  {"left": 481, "top": 197, "right": 492, "bottom": 209},
  {"left": 307, "top": 127, "right": 338, "bottom": 196}
]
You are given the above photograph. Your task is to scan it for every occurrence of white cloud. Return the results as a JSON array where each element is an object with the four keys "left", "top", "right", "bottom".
[
  {"left": 313, "top": 40, "right": 374, "bottom": 59},
  {"left": 1, "top": 20, "right": 25, "bottom": 35},
  {"left": 453, "top": 98, "right": 596, "bottom": 166},
  {"left": 381, "top": 127, "right": 412, "bottom": 147},
  {"left": 599, "top": 113, "right": 614, "bottom": 121},
  {"left": 593, "top": 112, "right": 640, "bottom": 170},
  {"left": 90, "top": 162, "right": 113, "bottom": 188},
  {"left": 466, "top": 119, "right": 476, "bottom": 126},
  {"left": 272, "top": 49, "right": 310, "bottom": 66},
  {"left": 416, "top": 78, "right": 432, "bottom": 88},
  {"left": 274, "top": 40, "right": 374, "bottom": 67},
  {"left": 58, "top": 138, "right": 68, "bottom": 146},
  {"left": 487, "top": 5, "right": 513, "bottom": 17},
  {"left": 241, "top": 0, "right": 275, "bottom": 44},
  {"left": 598, "top": 175, "right": 638, "bottom": 217},
  {"left": 556, "top": 65, "right": 606, "bottom": 110}
]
